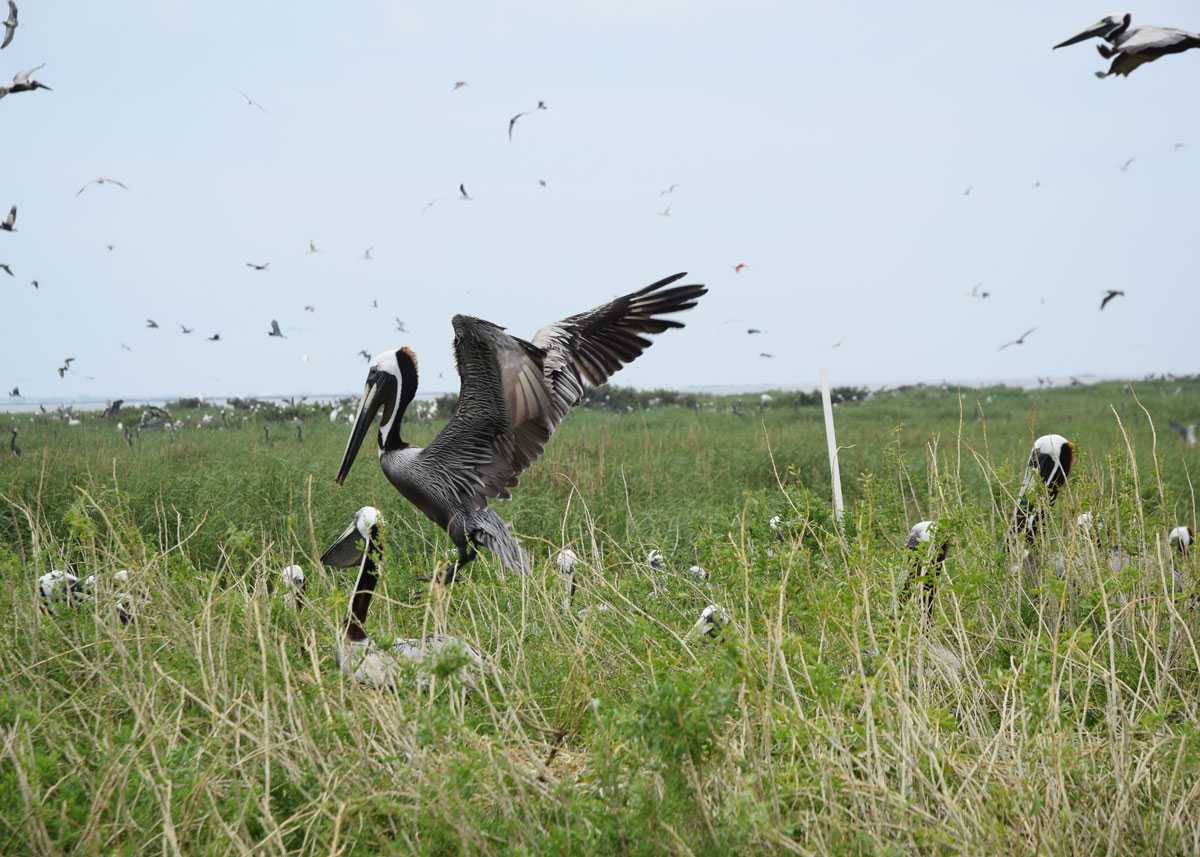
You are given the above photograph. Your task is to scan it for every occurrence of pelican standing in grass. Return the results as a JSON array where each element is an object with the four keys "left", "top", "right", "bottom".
[
  {"left": 1011, "top": 434, "right": 1073, "bottom": 542},
  {"left": 899, "top": 521, "right": 947, "bottom": 620},
  {"left": 1170, "top": 526, "right": 1193, "bottom": 556},
  {"left": 320, "top": 506, "right": 483, "bottom": 688},
  {"left": 334, "top": 273, "right": 707, "bottom": 582}
]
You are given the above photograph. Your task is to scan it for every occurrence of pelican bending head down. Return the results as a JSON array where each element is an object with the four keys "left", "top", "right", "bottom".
[{"left": 335, "top": 272, "right": 707, "bottom": 582}]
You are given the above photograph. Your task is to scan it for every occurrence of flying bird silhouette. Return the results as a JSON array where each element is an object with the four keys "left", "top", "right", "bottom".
[
  {"left": 1099, "top": 289, "right": 1125, "bottom": 310},
  {"left": 236, "top": 89, "right": 266, "bottom": 111},
  {"left": 371, "top": 299, "right": 378, "bottom": 309},
  {"left": 537, "top": 100, "right": 547, "bottom": 109},
  {"left": 76, "top": 177, "right": 128, "bottom": 197},
  {"left": 307, "top": 240, "right": 319, "bottom": 254},
  {"left": 2, "top": 2, "right": 17, "bottom": 51},
  {"left": 0, "top": 63, "right": 50, "bottom": 97},
  {"left": 759, "top": 352, "right": 775, "bottom": 359},
  {"left": 747, "top": 328, "right": 764, "bottom": 335},
  {"left": 733, "top": 263, "right": 747, "bottom": 273},
  {"left": 538, "top": 179, "right": 547, "bottom": 187},
  {"left": 363, "top": 246, "right": 374, "bottom": 261},
  {"left": 394, "top": 317, "right": 407, "bottom": 333},
  {"left": 660, "top": 184, "right": 679, "bottom": 196},
  {"left": 423, "top": 199, "right": 438, "bottom": 212},
  {"left": 246, "top": 261, "right": 269, "bottom": 271},
  {"left": 28, "top": 279, "right": 36, "bottom": 289},
  {"left": 180, "top": 324, "right": 193, "bottom": 334},
  {"left": 459, "top": 183, "right": 472, "bottom": 201},
  {"left": 1174, "top": 142, "right": 1186, "bottom": 151},
  {"left": 357, "top": 350, "right": 371, "bottom": 361},
  {"left": 0, "top": 263, "right": 11, "bottom": 276},
  {"left": 9, "top": 386, "right": 18, "bottom": 396},
  {"left": 1119, "top": 157, "right": 1135, "bottom": 172},
  {"left": 268, "top": 319, "right": 285, "bottom": 338},
  {"left": 145, "top": 319, "right": 158, "bottom": 329},
  {"left": 657, "top": 204, "right": 672, "bottom": 217},
  {"left": 304, "top": 305, "right": 315, "bottom": 312},
  {"left": 967, "top": 283, "right": 991, "bottom": 299},
  {"left": 998, "top": 328, "right": 1037, "bottom": 351},
  {"left": 507, "top": 111, "right": 529, "bottom": 140},
  {"left": 963, "top": 185, "right": 972, "bottom": 196},
  {"left": 57, "top": 357, "right": 75, "bottom": 378},
  {"left": 0, "top": 205, "right": 15, "bottom": 231},
  {"left": 1053, "top": 13, "right": 1200, "bottom": 79},
  {"left": 452, "top": 80, "right": 468, "bottom": 90}
]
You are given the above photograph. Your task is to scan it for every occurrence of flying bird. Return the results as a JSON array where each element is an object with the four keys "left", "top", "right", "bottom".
[
  {"left": 746, "top": 328, "right": 764, "bottom": 335},
  {"left": 733, "top": 263, "right": 747, "bottom": 273},
  {"left": 1099, "top": 289, "right": 1125, "bottom": 310},
  {"left": 363, "top": 247, "right": 374, "bottom": 261},
  {"left": 76, "top": 177, "right": 128, "bottom": 197},
  {"left": 963, "top": 185, "right": 972, "bottom": 196},
  {"left": 207, "top": 333, "right": 220, "bottom": 342},
  {"left": 180, "top": 324, "right": 193, "bottom": 334},
  {"left": 660, "top": 184, "right": 679, "bottom": 196},
  {"left": 0, "top": 63, "right": 50, "bottom": 97},
  {"left": 1174, "top": 142, "right": 1186, "bottom": 151},
  {"left": 106, "top": 244, "right": 114, "bottom": 251},
  {"left": 394, "top": 317, "right": 407, "bottom": 333},
  {"left": 335, "top": 272, "right": 707, "bottom": 582},
  {"left": 537, "top": 100, "right": 547, "bottom": 110},
  {"left": 452, "top": 80, "right": 468, "bottom": 90},
  {"left": 538, "top": 179, "right": 547, "bottom": 187},
  {"left": 459, "top": 183, "right": 472, "bottom": 201},
  {"left": 1119, "top": 157, "right": 1135, "bottom": 172},
  {"left": 8, "top": 386, "right": 18, "bottom": 396},
  {"left": 307, "top": 240, "right": 319, "bottom": 254},
  {"left": 759, "top": 352, "right": 775, "bottom": 359},
  {"left": 968, "top": 283, "right": 991, "bottom": 299},
  {"left": 304, "top": 305, "right": 315, "bottom": 312},
  {"left": 657, "top": 204, "right": 672, "bottom": 217},
  {"left": 0, "top": 263, "right": 11, "bottom": 276},
  {"left": 508, "top": 111, "right": 529, "bottom": 140},
  {"left": 998, "top": 327, "right": 1037, "bottom": 351},
  {"left": 357, "top": 350, "right": 371, "bottom": 361},
  {"left": 28, "top": 279, "right": 36, "bottom": 289},
  {"left": 145, "top": 319, "right": 158, "bottom": 329},
  {"left": 57, "top": 357, "right": 75, "bottom": 378},
  {"left": 120, "top": 343, "right": 132, "bottom": 352},
  {"left": 2, "top": 2, "right": 17, "bottom": 51},
  {"left": 236, "top": 89, "right": 266, "bottom": 111},
  {"left": 268, "top": 319, "right": 285, "bottom": 338},
  {"left": 0, "top": 205, "right": 15, "bottom": 231},
  {"left": 1054, "top": 14, "right": 1200, "bottom": 79},
  {"left": 246, "top": 262, "right": 269, "bottom": 271},
  {"left": 832, "top": 337, "right": 845, "bottom": 349},
  {"left": 423, "top": 199, "right": 438, "bottom": 212},
  {"left": 371, "top": 299, "right": 379, "bottom": 309}
]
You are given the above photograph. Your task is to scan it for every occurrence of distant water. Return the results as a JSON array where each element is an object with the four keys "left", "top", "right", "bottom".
[{"left": 0, "top": 391, "right": 451, "bottom": 415}]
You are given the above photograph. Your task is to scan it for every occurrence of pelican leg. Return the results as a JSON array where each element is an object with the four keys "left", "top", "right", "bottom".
[{"left": 440, "top": 517, "right": 478, "bottom": 584}]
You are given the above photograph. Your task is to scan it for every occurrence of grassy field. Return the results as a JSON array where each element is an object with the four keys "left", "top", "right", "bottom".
[{"left": 2, "top": 379, "right": 1200, "bottom": 855}]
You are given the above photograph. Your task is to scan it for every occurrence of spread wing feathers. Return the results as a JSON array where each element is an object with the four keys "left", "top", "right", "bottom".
[
  {"left": 467, "top": 505, "right": 531, "bottom": 573},
  {"left": 422, "top": 272, "right": 705, "bottom": 504}
]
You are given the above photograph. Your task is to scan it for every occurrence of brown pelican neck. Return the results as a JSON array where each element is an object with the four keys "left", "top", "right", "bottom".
[
  {"left": 380, "top": 347, "right": 419, "bottom": 453},
  {"left": 345, "top": 531, "right": 382, "bottom": 642}
]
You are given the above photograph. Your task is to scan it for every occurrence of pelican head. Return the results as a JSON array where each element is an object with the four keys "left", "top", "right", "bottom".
[
  {"left": 1169, "top": 526, "right": 1194, "bottom": 554},
  {"left": 1023, "top": 434, "right": 1073, "bottom": 495},
  {"left": 1053, "top": 13, "right": 1131, "bottom": 49},
  {"left": 281, "top": 565, "right": 306, "bottom": 589},
  {"left": 905, "top": 520, "right": 936, "bottom": 550},
  {"left": 335, "top": 347, "right": 418, "bottom": 484},
  {"left": 321, "top": 506, "right": 383, "bottom": 568}
]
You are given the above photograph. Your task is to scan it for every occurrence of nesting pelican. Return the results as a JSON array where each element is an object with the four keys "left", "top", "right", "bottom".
[
  {"left": 685, "top": 604, "right": 729, "bottom": 641},
  {"left": 335, "top": 273, "right": 706, "bottom": 582},
  {"left": 1012, "top": 434, "right": 1074, "bottom": 540},
  {"left": 1169, "top": 526, "right": 1194, "bottom": 555},
  {"left": 899, "top": 520, "right": 948, "bottom": 619},
  {"left": 320, "top": 506, "right": 484, "bottom": 688},
  {"left": 1054, "top": 13, "right": 1200, "bottom": 78}
]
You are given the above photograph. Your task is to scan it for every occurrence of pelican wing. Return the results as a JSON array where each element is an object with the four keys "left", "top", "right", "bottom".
[
  {"left": 422, "top": 272, "right": 707, "bottom": 503},
  {"left": 1120, "top": 26, "right": 1197, "bottom": 53}
]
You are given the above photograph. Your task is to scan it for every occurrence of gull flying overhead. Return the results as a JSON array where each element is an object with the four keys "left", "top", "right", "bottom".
[
  {"left": 9, "top": 386, "right": 18, "bottom": 396},
  {"left": 2, "top": 2, "right": 16, "bottom": 51},
  {"left": 371, "top": 299, "right": 378, "bottom": 309},
  {"left": 57, "top": 357, "right": 75, "bottom": 378},
  {"left": 657, "top": 204, "right": 671, "bottom": 217},
  {"left": 963, "top": 185, "right": 972, "bottom": 196},
  {"left": 236, "top": 89, "right": 266, "bottom": 111},
  {"left": 28, "top": 279, "right": 36, "bottom": 289},
  {"left": 335, "top": 272, "right": 706, "bottom": 581},
  {"left": 0, "top": 263, "right": 11, "bottom": 276},
  {"left": 1099, "top": 289, "right": 1125, "bottom": 310},
  {"left": 106, "top": 244, "right": 114, "bottom": 251},
  {"left": 1174, "top": 142, "right": 1186, "bottom": 151},
  {"left": 1119, "top": 157, "right": 1135, "bottom": 172},
  {"left": 1, "top": 205, "right": 15, "bottom": 231},
  {"left": 357, "top": 350, "right": 371, "bottom": 361},
  {"left": 832, "top": 337, "right": 845, "bottom": 349},
  {"left": 967, "top": 283, "right": 991, "bottom": 299},
  {"left": 1053, "top": 13, "right": 1200, "bottom": 78},
  {"left": 747, "top": 328, "right": 764, "bottom": 335},
  {"left": 423, "top": 199, "right": 438, "bottom": 212},
  {"left": 304, "top": 305, "right": 315, "bottom": 312},
  {"left": 307, "top": 240, "right": 319, "bottom": 254},
  {"left": 759, "top": 352, "right": 775, "bottom": 359},
  {"left": 733, "top": 262, "right": 747, "bottom": 273},
  {"left": 145, "top": 319, "right": 158, "bottom": 328},
  {"left": 363, "top": 247, "right": 374, "bottom": 261},
  {"left": 660, "top": 184, "right": 679, "bottom": 196},
  {"left": 0, "top": 62, "right": 49, "bottom": 98},
  {"left": 120, "top": 342, "right": 131, "bottom": 351},
  {"left": 998, "top": 327, "right": 1036, "bottom": 351},
  {"left": 180, "top": 324, "right": 193, "bottom": 334},
  {"left": 452, "top": 80, "right": 468, "bottom": 90},
  {"left": 394, "top": 317, "right": 407, "bottom": 333},
  {"left": 507, "top": 111, "right": 529, "bottom": 141},
  {"left": 246, "top": 261, "right": 269, "bottom": 271},
  {"left": 76, "top": 177, "right": 128, "bottom": 197},
  {"left": 537, "top": 100, "right": 547, "bottom": 109},
  {"left": 538, "top": 179, "right": 547, "bottom": 187},
  {"left": 268, "top": 319, "right": 285, "bottom": 338},
  {"left": 207, "top": 333, "right": 220, "bottom": 341},
  {"left": 459, "top": 183, "right": 472, "bottom": 201}
]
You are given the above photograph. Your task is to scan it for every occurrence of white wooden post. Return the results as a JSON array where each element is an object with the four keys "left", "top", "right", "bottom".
[{"left": 819, "top": 369, "right": 845, "bottom": 524}]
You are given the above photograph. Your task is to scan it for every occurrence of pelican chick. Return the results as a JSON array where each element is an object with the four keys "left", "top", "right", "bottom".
[{"left": 320, "top": 506, "right": 484, "bottom": 689}]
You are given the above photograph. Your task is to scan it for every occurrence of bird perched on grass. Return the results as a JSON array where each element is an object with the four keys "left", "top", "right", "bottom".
[
  {"left": 0, "top": 205, "right": 15, "bottom": 231},
  {"left": 1099, "top": 289, "right": 1125, "bottom": 310},
  {"left": 899, "top": 520, "right": 949, "bottom": 620},
  {"left": 646, "top": 550, "right": 665, "bottom": 570},
  {"left": 1170, "top": 526, "right": 1194, "bottom": 555}
]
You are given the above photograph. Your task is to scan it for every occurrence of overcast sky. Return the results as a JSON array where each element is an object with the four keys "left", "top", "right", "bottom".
[{"left": 2, "top": 1, "right": 1198, "bottom": 401}]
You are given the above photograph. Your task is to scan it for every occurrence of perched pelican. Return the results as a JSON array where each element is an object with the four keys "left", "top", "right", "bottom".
[
  {"left": 556, "top": 548, "right": 578, "bottom": 608},
  {"left": 686, "top": 565, "right": 709, "bottom": 581},
  {"left": 768, "top": 514, "right": 784, "bottom": 541},
  {"left": 1012, "top": 434, "right": 1074, "bottom": 540},
  {"left": 335, "top": 273, "right": 706, "bottom": 582},
  {"left": 685, "top": 604, "right": 729, "bottom": 642},
  {"left": 646, "top": 549, "right": 665, "bottom": 570},
  {"left": 281, "top": 564, "right": 306, "bottom": 608},
  {"left": 899, "top": 520, "right": 948, "bottom": 620},
  {"left": 320, "top": 506, "right": 484, "bottom": 688},
  {"left": 1054, "top": 14, "right": 1200, "bottom": 78},
  {"left": 38, "top": 570, "right": 83, "bottom": 613}
]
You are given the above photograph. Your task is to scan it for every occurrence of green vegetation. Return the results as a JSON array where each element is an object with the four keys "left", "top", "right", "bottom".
[{"left": 2, "top": 378, "right": 1199, "bottom": 855}]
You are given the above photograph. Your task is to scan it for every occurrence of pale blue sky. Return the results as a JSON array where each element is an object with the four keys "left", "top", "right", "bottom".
[{"left": 2, "top": 2, "right": 1198, "bottom": 400}]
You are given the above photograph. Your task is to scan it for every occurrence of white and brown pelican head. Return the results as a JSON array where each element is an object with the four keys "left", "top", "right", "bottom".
[
  {"left": 905, "top": 520, "right": 937, "bottom": 550},
  {"left": 1053, "top": 13, "right": 1131, "bottom": 49},
  {"left": 321, "top": 506, "right": 384, "bottom": 642},
  {"left": 335, "top": 348, "right": 418, "bottom": 484},
  {"left": 1169, "top": 526, "right": 1194, "bottom": 555},
  {"left": 1022, "top": 434, "right": 1073, "bottom": 498}
]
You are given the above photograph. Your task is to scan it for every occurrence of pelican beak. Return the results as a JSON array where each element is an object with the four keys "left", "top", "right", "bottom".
[
  {"left": 1054, "top": 21, "right": 1114, "bottom": 49},
  {"left": 320, "top": 520, "right": 366, "bottom": 567},
  {"left": 335, "top": 371, "right": 389, "bottom": 485}
]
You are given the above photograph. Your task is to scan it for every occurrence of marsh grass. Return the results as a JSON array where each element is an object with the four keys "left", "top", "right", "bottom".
[{"left": 2, "top": 380, "right": 1200, "bottom": 854}]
